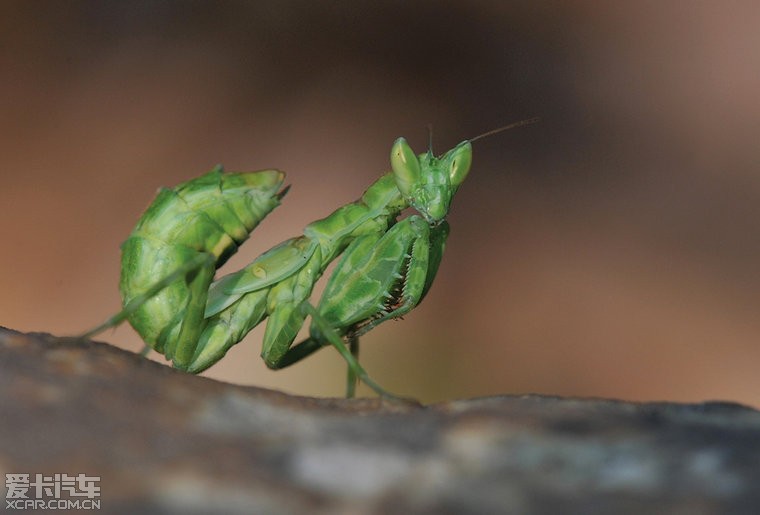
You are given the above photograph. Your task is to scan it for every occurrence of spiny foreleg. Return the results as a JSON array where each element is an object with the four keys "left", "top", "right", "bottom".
[
  {"left": 286, "top": 216, "right": 449, "bottom": 397},
  {"left": 354, "top": 219, "right": 450, "bottom": 338}
]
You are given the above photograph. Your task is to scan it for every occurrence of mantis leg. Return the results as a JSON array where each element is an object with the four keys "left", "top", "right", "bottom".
[
  {"left": 300, "top": 303, "right": 404, "bottom": 400},
  {"left": 167, "top": 253, "right": 217, "bottom": 367},
  {"left": 347, "top": 335, "right": 359, "bottom": 398},
  {"left": 354, "top": 220, "right": 449, "bottom": 338},
  {"left": 81, "top": 252, "right": 214, "bottom": 339},
  {"left": 264, "top": 336, "right": 323, "bottom": 369},
  {"left": 184, "top": 236, "right": 318, "bottom": 373},
  {"left": 264, "top": 307, "right": 400, "bottom": 399},
  {"left": 275, "top": 219, "right": 447, "bottom": 398}
]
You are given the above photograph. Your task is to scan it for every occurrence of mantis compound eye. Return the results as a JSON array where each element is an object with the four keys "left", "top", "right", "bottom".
[
  {"left": 446, "top": 141, "right": 472, "bottom": 189},
  {"left": 390, "top": 137, "right": 422, "bottom": 198}
]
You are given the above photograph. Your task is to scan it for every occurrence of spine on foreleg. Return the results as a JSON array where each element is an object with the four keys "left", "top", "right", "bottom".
[{"left": 119, "top": 167, "right": 286, "bottom": 366}]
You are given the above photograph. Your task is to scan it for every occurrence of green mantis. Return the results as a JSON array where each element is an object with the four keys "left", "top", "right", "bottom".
[{"left": 84, "top": 120, "right": 537, "bottom": 398}]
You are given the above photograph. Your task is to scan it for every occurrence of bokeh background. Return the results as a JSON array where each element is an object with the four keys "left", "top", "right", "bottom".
[{"left": 2, "top": 1, "right": 760, "bottom": 405}]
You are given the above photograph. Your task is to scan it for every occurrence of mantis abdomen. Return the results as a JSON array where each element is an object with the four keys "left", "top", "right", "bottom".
[{"left": 119, "top": 167, "right": 286, "bottom": 366}]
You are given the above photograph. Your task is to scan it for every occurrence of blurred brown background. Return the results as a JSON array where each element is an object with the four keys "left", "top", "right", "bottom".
[{"left": 2, "top": 2, "right": 759, "bottom": 405}]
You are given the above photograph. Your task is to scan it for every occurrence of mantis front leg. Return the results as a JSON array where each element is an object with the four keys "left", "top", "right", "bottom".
[{"left": 268, "top": 216, "right": 449, "bottom": 397}]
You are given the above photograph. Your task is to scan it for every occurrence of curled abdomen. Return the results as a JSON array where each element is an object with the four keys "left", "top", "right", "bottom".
[{"left": 119, "top": 166, "right": 286, "bottom": 365}]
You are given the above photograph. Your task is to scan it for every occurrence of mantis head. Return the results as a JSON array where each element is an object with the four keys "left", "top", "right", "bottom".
[
  {"left": 390, "top": 119, "right": 539, "bottom": 225},
  {"left": 390, "top": 137, "right": 472, "bottom": 225}
]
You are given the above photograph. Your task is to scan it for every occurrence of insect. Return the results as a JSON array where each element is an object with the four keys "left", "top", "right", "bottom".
[{"left": 84, "top": 119, "right": 538, "bottom": 398}]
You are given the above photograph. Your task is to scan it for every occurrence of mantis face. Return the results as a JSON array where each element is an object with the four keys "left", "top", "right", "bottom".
[{"left": 390, "top": 138, "right": 472, "bottom": 226}]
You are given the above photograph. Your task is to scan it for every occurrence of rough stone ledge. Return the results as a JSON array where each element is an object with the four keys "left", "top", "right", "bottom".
[{"left": 1, "top": 327, "right": 759, "bottom": 514}]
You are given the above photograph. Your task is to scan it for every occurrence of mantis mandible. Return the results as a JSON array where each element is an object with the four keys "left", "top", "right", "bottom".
[{"left": 84, "top": 119, "right": 538, "bottom": 398}]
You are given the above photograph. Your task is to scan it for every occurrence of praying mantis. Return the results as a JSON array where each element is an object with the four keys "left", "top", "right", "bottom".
[{"left": 84, "top": 119, "right": 537, "bottom": 398}]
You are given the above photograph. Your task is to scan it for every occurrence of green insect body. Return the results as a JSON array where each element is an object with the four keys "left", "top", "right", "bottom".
[
  {"left": 84, "top": 124, "right": 530, "bottom": 398},
  {"left": 177, "top": 137, "right": 468, "bottom": 382}
]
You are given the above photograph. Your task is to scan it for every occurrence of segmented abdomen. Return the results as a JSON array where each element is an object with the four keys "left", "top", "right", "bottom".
[{"left": 119, "top": 167, "right": 286, "bottom": 357}]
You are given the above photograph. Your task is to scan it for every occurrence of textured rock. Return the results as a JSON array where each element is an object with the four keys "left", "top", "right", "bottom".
[{"left": 1, "top": 327, "right": 759, "bottom": 514}]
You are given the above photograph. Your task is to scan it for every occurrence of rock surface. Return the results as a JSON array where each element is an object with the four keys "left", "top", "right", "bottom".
[{"left": 1, "top": 327, "right": 759, "bottom": 514}]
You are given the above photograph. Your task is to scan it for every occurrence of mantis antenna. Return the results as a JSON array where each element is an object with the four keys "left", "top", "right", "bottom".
[
  {"left": 468, "top": 117, "right": 540, "bottom": 143},
  {"left": 426, "top": 117, "right": 539, "bottom": 154}
]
